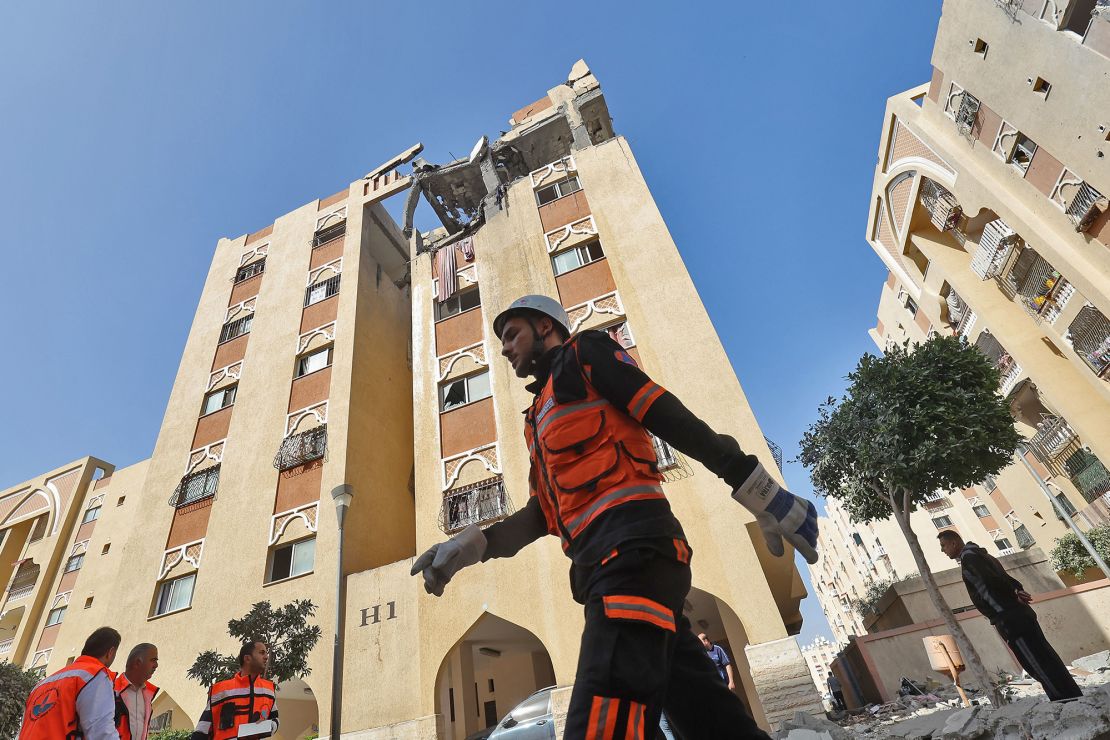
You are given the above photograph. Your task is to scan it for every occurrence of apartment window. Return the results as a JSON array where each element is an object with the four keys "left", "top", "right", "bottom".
[
  {"left": 202, "top": 385, "right": 237, "bottom": 415},
  {"left": 440, "top": 371, "right": 492, "bottom": 412},
  {"left": 535, "top": 176, "right": 582, "bottom": 206},
  {"left": 268, "top": 537, "right": 316, "bottom": 582},
  {"left": 64, "top": 554, "right": 84, "bottom": 573},
  {"left": 904, "top": 295, "right": 919, "bottom": 316},
  {"left": 436, "top": 287, "right": 481, "bottom": 321},
  {"left": 982, "top": 475, "right": 998, "bottom": 493},
  {"left": 45, "top": 606, "right": 67, "bottom": 627},
  {"left": 931, "top": 515, "right": 954, "bottom": 529},
  {"left": 101, "top": 543, "right": 111, "bottom": 555},
  {"left": 234, "top": 259, "right": 266, "bottom": 283},
  {"left": 973, "top": 504, "right": 991, "bottom": 518},
  {"left": 296, "top": 346, "right": 333, "bottom": 378},
  {"left": 1009, "top": 134, "right": 1037, "bottom": 173},
  {"left": 219, "top": 315, "right": 253, "bottom": 343},
  {"left": 1032, "top": 77, "right": 1051, "bottom": 97},
  {"left": 1055, "top": 493, "right": 1078, "bottom": 518},
  {"left": 552, "top": 239, "right": 605, "bottom": 276},
  {"left": 305, "top": 275, "right": 341, "bottom": 307},
  {"left": 82, "top": 506, "right": 101, "bottom": 524},
  {"left": 994, "top": 537, "right": 1013, "bottom": 552},
  {"left": 169, "top": 465, "right": 220, "bottom": 508},
  {"left": 84, "top": 597, "right": 94, "bottom": 609},
  {"left": 154, "top": 573, "right": 196, "bottom": 616},
  {"left": 116, "top": 496, "right": 125, "bottom": 506},
  {"left": 973, "top": 38, "right": 988, "bottom": 56},
  {"left": 29, "top": 516, "right": 48, "bottom": 541},
  {"left": 312, "top": 220, "right": 346, "bottom": 247}
]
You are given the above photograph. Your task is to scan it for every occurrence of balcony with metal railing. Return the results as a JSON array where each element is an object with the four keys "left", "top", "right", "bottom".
[
  {"left": 919, "top": 179, "right": 963, "bottom": 233},
  {"left": 1028, "top": 415, "right": 1110, "bottom": 504},
  {"left": 1067, "top": 304, "right": 1110, "bottom": 379},
  {"left": 439, "top": 477, "right": 514, "bottom": 534},
  {"left": 1064, "top": 182, "right": 1107, "bottom": 233},
  {"left": 273, "top": 425, "right": 327, "bottom": 471},
  {"left": 5, "top": 583, "right": 34, "bottom": 602},
  {"left": 169, "top": 465, "right": 219, "bottom": 508},
  {"left": 311, "top": 220, "right": 346, "bottom": 247},
  {"left": 0, "top": 638, "right": 12, "bottom": 654}
]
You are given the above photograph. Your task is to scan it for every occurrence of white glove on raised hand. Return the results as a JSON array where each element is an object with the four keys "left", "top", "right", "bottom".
[
  {"left": 731, "top": 462, "right": 819, "bottom": 564},
  {"left": 410, "top": 525, "right": 488, "bottom": 596}
]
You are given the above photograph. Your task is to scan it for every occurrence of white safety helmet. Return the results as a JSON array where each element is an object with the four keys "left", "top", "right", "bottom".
[{"left": 492, "top": 295, "right": 571, "bottom": 340}]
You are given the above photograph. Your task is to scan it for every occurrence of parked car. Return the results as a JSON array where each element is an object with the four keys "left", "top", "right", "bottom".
[{"left": 486, "top": 686, "right": 557, "bottom": 740}]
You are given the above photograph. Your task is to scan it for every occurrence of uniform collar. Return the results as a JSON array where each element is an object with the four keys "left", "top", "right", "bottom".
[{"left": 525, "top": 345, "right": 562, "bottom": 395}]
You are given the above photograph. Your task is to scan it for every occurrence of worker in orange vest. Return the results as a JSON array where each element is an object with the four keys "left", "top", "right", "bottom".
[
  {"left": 412, "top": 296, "right": 819, "bottom": 739},
  {"left": 191, "top": 641, "right": 279, "bottom": 739},
  {"left": 20, "top": 626, "right": 121, "bottom": 740},
  {"left": 112, "top": 643, "right": 160, "bottom": 740}
]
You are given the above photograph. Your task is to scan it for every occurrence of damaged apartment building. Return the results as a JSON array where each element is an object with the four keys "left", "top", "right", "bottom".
[{"left": 0, "top": 61, "right": 820, "bottom": 738}]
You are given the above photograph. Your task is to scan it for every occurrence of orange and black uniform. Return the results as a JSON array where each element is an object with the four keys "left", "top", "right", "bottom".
[
  {"left": 191, "top": 672, "right": 278, "bottom": 740},
  {"left": 111, "top": 672, "right": 159, "bottom": 740},
  {"left": 482, "top": 331, "right": 770, "bottom": 739},
  {"left": 19, "top": 655, "right": 116, "bottom": 740}
]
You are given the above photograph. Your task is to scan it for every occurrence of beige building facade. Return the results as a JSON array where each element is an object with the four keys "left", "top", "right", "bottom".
[
  {"left": 811, "top": 0, "right": 1110, "bottom": 648},
  {"left": 1, "top": 61, "right": 822, "bottom": 737}
]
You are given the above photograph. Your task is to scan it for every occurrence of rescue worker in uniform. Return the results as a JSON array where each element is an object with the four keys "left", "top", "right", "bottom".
[
  {"left": 113, "top": 643, "right": 160, "bottom": 740},
  {"left": 19, "top": 626, "right": 121, "bottom": 740},
  {"left": 412, "top": 296, "right": 820, "bottom": 739},
  {"left": 939, "top": 530, "right": 1082, "bottom": 701},
  {"left": 191, "top": 641, "right": 279, "bottom": 739}
]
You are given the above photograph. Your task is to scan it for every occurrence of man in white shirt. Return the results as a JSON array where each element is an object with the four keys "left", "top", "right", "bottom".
[{"left": 113, "top": 643, "right": 160, "bottom": 740}]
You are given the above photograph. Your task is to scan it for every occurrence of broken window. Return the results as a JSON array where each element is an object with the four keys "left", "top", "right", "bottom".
[
  {"left": 552, "top": 239, "right": 605, "bottom": 276},
  {"left": 440, "top": 371, "right": 492, "bottom": 412},
  {"left": 536, "top": 176, "right": 582, "bottom": 206},
  {"left": 436, "top": 287, "right": 481, "bottom": 321},
  {"left": 1009, "top": 134, "right": 1037, "bottom": 174},
  {"left": 603, "top": 321, "right": 635, "bottom": 349}
]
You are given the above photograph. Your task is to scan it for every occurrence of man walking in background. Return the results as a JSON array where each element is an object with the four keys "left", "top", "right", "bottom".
[
  {"left": 699, "top": 633, "right": 736, "bottom": 691},
  {"left": 938, "top": 530, "right": 1082, "bottom": 701},
  {"left": 114, "top": 642, "right": 160, "bottom": 740}
]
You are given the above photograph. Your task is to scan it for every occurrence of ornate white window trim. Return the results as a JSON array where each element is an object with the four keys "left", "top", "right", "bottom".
[
  {"left": 185, "top": 440, "right": 226, "bottom": 476},
  {"left": 226, "top": 298, "right": 256, "bottom": 323},
  {"left": 208, "top": 361, "right": 244, "bottom": 391},
  {"left": 566, "top": 291, "right": 625, "bottom": 334},
  {"left": 30, "top": 649, "right": 52, "bottom": 669},
  {"left": 943, "top": 82, "right": 964, "bottom": 120},
  {"left": 159, "top": 539, "right": 204, "bottom": 580},
  {"left": 269, "top": 503, "right": 319, "bottom": 545},
  {"left": 286, "top": 402, "right": 328, "bottom": 438},
  {"left": 530, "top": 156, "right": 577, "bottom": 189},
  {"left": 1049, "top": 168, "right": 1086, "bottom": 211},
  {"left": 545, "top": 215, "right": 598, "bottom": 253},
  {"left": 993, "top": 121, "right": 1019, "bottom": 160},
  {"left": 87, "top": 494, "right": 105, "bottom": 509},
  {"left": 442, "top": 443, "right": 501, "bottom": 491},
  {"left": 71, "top": 539, "right": 90, "bottom": 557},
  {"left": 307, "top": 258, "right": 343, "bottom": 286},
  {"left": 431, "top": 264, "right": 479, "bottom": 293},
  {"left": 239, "top": 242, "right": 269, "bottom": 267},
  {"left": 298, "top": 322, "right": 337, "bottom": 355},
  {"left": 51, "top": 591, "right": 72, "bottom": 609},
  {"left": 316, "top": 206, "right": 347, "bottom": 231},
  {"left": 436, "top": 341, "right": 488, "bottom": 382}
]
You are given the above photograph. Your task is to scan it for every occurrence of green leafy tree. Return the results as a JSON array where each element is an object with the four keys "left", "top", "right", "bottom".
[
  {"left": 0, "top": 661, "right": 40, "bottom": 739},
  {"left": 149, "top": 731, "right": 193, "bottom": 740},
  {"left": 799, "top": 335, "right": 1021, "bottom": 706},
  {"left": 187, "top": 600, "right": 321, "bottom": 688},
  {"left": 1050, "top": 524, "right": 1110, "bottom": 579},
  {"left": 851, "top": 572, "right": 919, "bottom": 619}
]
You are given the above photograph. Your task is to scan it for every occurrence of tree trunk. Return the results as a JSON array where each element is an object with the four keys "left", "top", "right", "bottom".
[{"left": 891, "top": 493, "right": 1006, "bottom": 707}]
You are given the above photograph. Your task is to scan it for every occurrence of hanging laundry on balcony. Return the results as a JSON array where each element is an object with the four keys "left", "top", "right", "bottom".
[
  {"left": 435, "top": 242, "right": 458, "bottom": 302},
  {"left": 457, "top": 236, "right": 475, "bottom": 262}
]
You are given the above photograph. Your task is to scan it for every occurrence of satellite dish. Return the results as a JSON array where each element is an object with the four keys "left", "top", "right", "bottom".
[{"left": 468, "top": 136, "right": 488, "bottom": 164}]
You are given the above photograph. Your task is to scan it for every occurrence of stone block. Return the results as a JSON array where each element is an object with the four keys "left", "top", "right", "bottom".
[
  {"left": 1072, "top": 650, "right": 1110, "bottom": 673},
  {"left": 745, "top": 637, "right": 825, "bottom": 729},
  {"left": 777, "top": 710, "right": 851, "bottom": 740},
  {"left": 940, "top": 706, "right": 990, "bottom": 739}
]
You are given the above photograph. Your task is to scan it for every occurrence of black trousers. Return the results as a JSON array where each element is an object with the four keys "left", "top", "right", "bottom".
[
  {"left": 563, "top": 548, "right": 770, "bottom": 739},
  {"left": 995, "top": 609, "right": 1082, "bottom": 701}
]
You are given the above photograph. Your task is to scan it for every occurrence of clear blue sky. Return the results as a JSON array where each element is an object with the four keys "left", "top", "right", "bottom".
[{"left": 0, "top": 2, "right": 942, "bottom": 646}]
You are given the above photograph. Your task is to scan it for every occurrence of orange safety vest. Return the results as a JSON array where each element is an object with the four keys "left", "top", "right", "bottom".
[
  {"left": 204, "top": 672, "right": 277, "bottom": 740},
  {"left": 525, "top": 337, "right": 667, "bottom": 552},
  {"left": 20, "top": 655, "right": 109, "bottom": 740},
  {"left": 111, "top": 672, "right": 160, "bottom": 740}
]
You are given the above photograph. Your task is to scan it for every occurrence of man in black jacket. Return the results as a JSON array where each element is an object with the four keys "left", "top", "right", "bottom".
[{"left": 938, "top": 530, "right": 1082, "bottom": 701}]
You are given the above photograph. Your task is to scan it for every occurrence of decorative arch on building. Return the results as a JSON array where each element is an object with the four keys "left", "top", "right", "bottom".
[{"left": 0, "top": 488, "right": 55, "bottom": 533}]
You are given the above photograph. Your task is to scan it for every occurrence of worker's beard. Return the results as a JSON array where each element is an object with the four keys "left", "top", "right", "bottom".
[{"left": 515, "top": 324, "right": 547, "bottom": 378}]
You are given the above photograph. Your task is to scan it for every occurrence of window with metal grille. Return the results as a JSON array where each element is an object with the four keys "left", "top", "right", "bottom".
[
  {"left": 312, "top": 220, "right": 346, "bottom": 247},
  {"left": 1062, "top": 448, "right": 1110, "bottom": 503},
  {"left": 982, "top": 475, "right": 997, "bottom": 493},
  {"left": 973, "top": 504, "right": 990, "bottom": 517},
  {"left": 219, "top": 315, "right": 253, "bottom": 343},
  {"left": 552, "top": 239, "right": 605, "bottom": 276},
  {"left": 1013, "top": 523, "right": 1035, "bottom": 549},
  {"left": 955, "top": 91, "right": 981, "bottom": 136},
  {"left": 1069, "top": 304, "right": 1110, "bottom": 376},
  {"left": 440, "top": 371, "right": 491, "bottom": 412},
  {"left": 439, "top": 478, "right": 513, "bottom": 533},
  {"left": 535, "top": 176, "right": 581, "bottom": 206},
  {"left": 64, "top": 554, "right": 84, "bottom": 573},
  {"left": 149, "top": 712, "right": 173, "bottom": 733},
  {"left": 273, "top": 425, "right": 327, "bottom": 471},
  {"left": 202, "top": 384, "right": 237, "bottom": 415},
  {"left": 1065, "top": 182, "right": 1105, "bottom": 232},
  {"left": 435, "top": 286, "right": 481, "bottom": 321},
  {"left": 235, "top": 259, "right": 265, "bottom": 283},
  {"left": 154, "top": 573, "right": 195, "bottom": 616},
  {"left": 268, "top": 537, "right": 315, "bottom": 582},
  {"left": 169, "top": 465, "right": 220, "bottom": 508},
  {"left": 305, "top": 275, "right": 340, "bottom": 307},
  {"left": 931, "top": 515, "right": 953, "bottom": 528},
  {"left": 994, "top": 538, "right": 1013, "bottom": 552}
]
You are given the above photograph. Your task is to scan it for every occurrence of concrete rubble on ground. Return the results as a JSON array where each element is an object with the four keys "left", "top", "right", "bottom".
[{"left": 773, "top": 651, "right": 1110, "bottom": 739}]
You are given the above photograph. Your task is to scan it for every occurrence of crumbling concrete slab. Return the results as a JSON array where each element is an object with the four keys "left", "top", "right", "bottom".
[
  {"left": 775, "top": 711, "right": 851, "bottom": 740},
  {"left": 939, "top": 706, "right": 989, "bottom": 739},
  {"left": 1073, "top": 650, "right": 1110, "bottom": 674}
]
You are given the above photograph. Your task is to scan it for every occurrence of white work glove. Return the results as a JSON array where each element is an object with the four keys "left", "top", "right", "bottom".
[
  {"left": 410, "top": 525, "right": 488, "bottom": 596},
  {"left": 731, "top": 462, "right": 819, "bottom": 564}
]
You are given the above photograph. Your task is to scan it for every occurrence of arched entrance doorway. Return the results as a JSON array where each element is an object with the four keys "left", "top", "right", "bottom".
[
  {"left": 434, "top": 613, "right": 556, "bottom": 740},
  {"left": 683, "top": 586, "right": 768, "bottom": 728},
  {"left": 274, "top": 678, "right": 319, "bottom": 739},
  {"left": 148, "top": 691, "right": 191, "bottom": 733}
]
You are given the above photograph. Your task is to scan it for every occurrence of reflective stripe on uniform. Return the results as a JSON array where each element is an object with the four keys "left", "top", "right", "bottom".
[
  {"left": 602, "top": 595, "right": 676, "bottom": 632},
  {"left": 626, "top": 701, "right": 645, "bottom": 740},
  {"left": 627, "top": 382, "right": 665, "bottom": 422},
  {"left": 209, "top": 686, "right": 254, "bottom": 705},
  {"left": 586, "top": 696, "right": 618, "bottom": 740},
  {"left": 32, "top": 668, "right": 97, "bottom": 691},
  {"left": 537, "top": 399, "right": 608, "bottom": 438},
  {"left": 673, "top": 539, "right": 690, "bottom": 564},
  {"left": 563, "top": 484, "right": 665, "bottom": 535}
]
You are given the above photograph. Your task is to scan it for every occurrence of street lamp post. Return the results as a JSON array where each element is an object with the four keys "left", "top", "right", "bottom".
[{"left": 330, "top": 484, "right": 354, "bottom": 739}]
